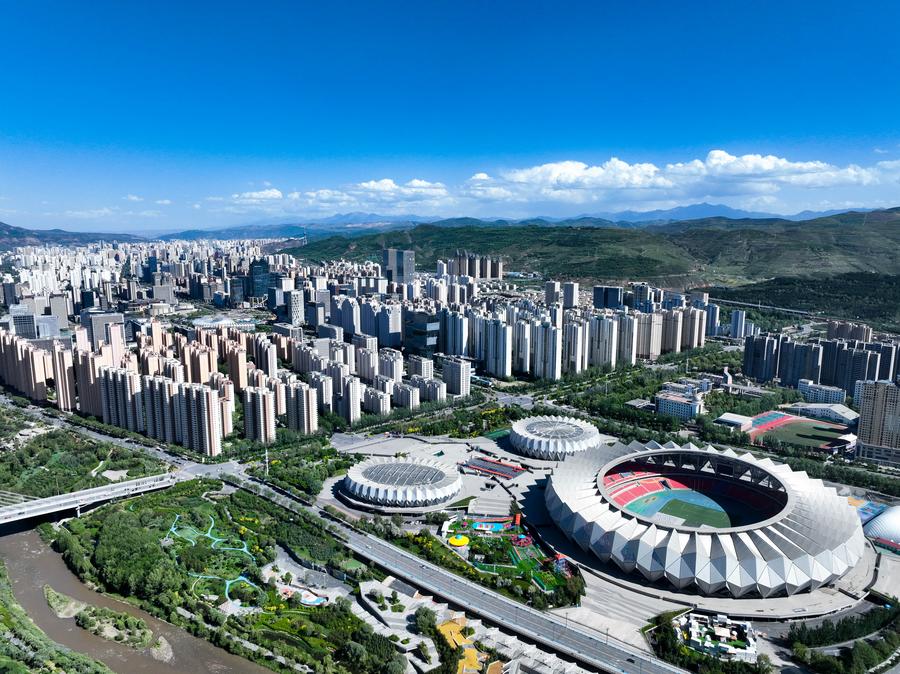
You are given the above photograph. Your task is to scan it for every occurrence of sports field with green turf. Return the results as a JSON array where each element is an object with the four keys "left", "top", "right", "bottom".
[
  {"left": 625, "top": 488, "right": 762, "bottom": 528},
  {"left": 658, "top": 498, "right": 732, "bottom": 528},
  {"left": 759, "top": 419, "right": 849, "bottom": 449}
]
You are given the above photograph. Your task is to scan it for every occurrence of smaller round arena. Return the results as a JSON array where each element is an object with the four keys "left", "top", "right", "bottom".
[
  {"left": 510, "top": 415, "right": 601, "bottom": 460},
  {"left": 343, "top": 456, "right": 462, "bottom": 508}
]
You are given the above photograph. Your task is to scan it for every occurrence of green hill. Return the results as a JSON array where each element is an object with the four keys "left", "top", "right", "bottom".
[
  {"left": 284, "top": 208, "right": 900, "bottom": 285},
  {"left": 289, "top": 223, "right": 698, "bottom": 283},
  {"left": 707, "top": 273, "right": 900, "bottom": 333}
]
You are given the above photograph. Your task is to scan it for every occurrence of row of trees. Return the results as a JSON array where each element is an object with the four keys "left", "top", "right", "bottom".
[
  {"left": 0, "top": 429, "right": 163, "bottom": 498},
  {"left": 793, "top": 630, "right": 900, "bottom": 674},
  {"left": 789, "top": 602, "right": 900, "bottom": 647}
]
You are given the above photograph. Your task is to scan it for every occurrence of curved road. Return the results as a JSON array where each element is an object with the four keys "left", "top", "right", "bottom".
[{"left": 243, "top": 478, "right": 684, "bottom": 674}]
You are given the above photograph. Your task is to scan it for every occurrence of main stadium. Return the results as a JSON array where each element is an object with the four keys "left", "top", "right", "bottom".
[{"left": 545, "top": 440, "right": 866, "bottom": 598}]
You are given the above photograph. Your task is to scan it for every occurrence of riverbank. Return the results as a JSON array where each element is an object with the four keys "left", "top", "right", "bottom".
[
  {"left": 0, "top": 528, "right": 271, "bottom": 674},
  {"left": 0, "top": 560, "right": 111, "bottom": 673}
]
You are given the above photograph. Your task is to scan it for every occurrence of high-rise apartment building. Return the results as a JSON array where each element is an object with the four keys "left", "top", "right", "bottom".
[
  {"left": 484, "top": 317, "right": 512, "bottom": 379},
  {"left": 382, "top": 248, "right": 415, "bottom": 285},
  {"left": 442, "top": 356, "right": 472, "bottom": 396},
  {"left": 856, "top": 380, "right": 900, "bottom": 467},
  {"left": 378, "top": 348, "right": 404, "bottom": 382},
  {"left": 636, "top": 312, "right": 663, "bottom": 361},
  {"left": 244, "top": 386, "right": 277, "bottom": 444},
  {"left": 408, "top": 355, "right": 434, "bottom": 379},
  {"left": 532, "top": 321, "right": 562, "bottom": 381},
  {"left": 52, "top": 341, "right": 77, "bottom": 411},
  {"left": 285, "top": 381, "right": 318, "bottom": 435},
  {"left": 562, "top": 281, "right": 579, "bottom": 309},
  {"left": 588, "top": 315, "right": 618, "bottom": 370},
  {"left": 100, "top": 366, "right": 144, "bottom": 433},
  {"left": 176, "top": 383, "right": 222, "bottom": 457},
  {"left": 544, "top": 280, "right": 560, "bottom": 306}
]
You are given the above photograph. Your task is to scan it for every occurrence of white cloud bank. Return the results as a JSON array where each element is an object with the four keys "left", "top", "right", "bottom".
[{"left": 205, "top": 149, "right": 900, "bottom": 219}]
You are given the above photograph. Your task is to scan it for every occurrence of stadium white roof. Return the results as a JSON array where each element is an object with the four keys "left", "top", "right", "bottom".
[
  {"left": 510, "top": 415, "right": 602, "bottom": 460},
  {"left": 864, "top": 505, "right": 900, "bottom": 544},
  {"left": 546, "top": 441, "right": 865, "bottom": 598},
  {"left": 344, "top": 456, "right": 461, "bottom": 508}
]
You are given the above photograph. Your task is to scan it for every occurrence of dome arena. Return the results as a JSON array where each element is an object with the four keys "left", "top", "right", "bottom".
[
  {"left": 545, "top": 441, "right": 865, "bottom": 598},
  {"left": 343, "top": 456, "right": 462, "bottom": 508},
  {"left": 510, "top": 415, "right": 602, "bottom": 460}
]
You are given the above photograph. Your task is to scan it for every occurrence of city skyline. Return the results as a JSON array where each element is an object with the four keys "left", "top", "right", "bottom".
[{"left": 2, "top": 2, "right": 900, "bottom": 230}]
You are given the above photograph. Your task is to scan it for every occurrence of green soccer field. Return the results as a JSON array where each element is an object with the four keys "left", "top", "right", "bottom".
[
  {"left": 761, "top": 420, "right": 848, "bottom": 449},
  {"left": 659, "top": 498, "right": 732, "bottom": 528}
]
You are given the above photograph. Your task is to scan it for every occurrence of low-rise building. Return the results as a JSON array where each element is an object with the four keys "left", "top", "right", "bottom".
[
  {"left": 655, "top": 391, "right": 704, "bottom": 420},
  {"left": 785, "top": 402, "right": 859, "bottom": 426},
  {"left": 798, "top": 378, "right": 847, "bottom": 405}
]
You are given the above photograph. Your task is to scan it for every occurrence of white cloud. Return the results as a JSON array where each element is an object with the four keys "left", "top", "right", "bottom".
[
  {"left": 123, "top": 194, "right": 143, "bottom": 202},
  {"left": 231, "top": 188, "right": 283, "bottom": 204},
  {"left": 155, "top": 199, "right": 172, "bottom": 205},
  {"left": 207, "top": 150, "right": 900, "bottom": 219},
  {"left": 65, "top": 207, "right": 116, "bottom": 219}
]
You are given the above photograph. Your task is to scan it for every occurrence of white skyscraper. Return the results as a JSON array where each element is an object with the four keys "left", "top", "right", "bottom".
[
  {"left": 513, "top": 319, "right": 532, "bottom": 375},
  {"left": 563, "top": 320, "right": 588, "bottom": 374},
  {"left": 617, "top": 314, "right": 638, "bottom": 367},
  {"left": 562, "top": 281, "right": 579, "bottom": 309},
  {"left": 244, "top": 386, "right": 277, "bottom": 444},
  {"left": 484, "top": 317, "right": 512, "bottom": 378},
  {"left": 589, "top": 315, "right": 619, "bottom": 370},
  {"left": 532, "top": 321, "right": 562, "bottom": 381},
  {"left": 285, "top": 381, "right": 319, "bottom": 435},
  {"left": 442, "top": 356, "right": 472, "bottom": 396}
]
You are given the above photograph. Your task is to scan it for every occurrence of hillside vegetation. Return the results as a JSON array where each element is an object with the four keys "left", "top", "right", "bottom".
[
  {"left": 285, "top": 209, "right": 900, "bottom": 285},
  {"left": 708, "top": 273, "right": 900, "bottom": 333}
]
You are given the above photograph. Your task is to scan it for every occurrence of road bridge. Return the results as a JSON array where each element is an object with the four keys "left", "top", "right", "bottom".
[{"left": 0, "top": 473, "right": 181, "bottom": 525}]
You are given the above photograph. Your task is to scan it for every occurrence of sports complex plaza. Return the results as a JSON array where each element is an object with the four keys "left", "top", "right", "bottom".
[{"left": 331, "top": 413, "right": 897, "bottom": 623}]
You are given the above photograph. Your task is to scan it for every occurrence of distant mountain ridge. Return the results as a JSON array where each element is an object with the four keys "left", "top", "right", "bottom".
[
  {"left": 285, "top": 207, "right": 900, "bottom": 285},
  {"left": 0, "top": 203, "right": 891, "bottom": 250},
  {"left": 0, "top": 221, "right": 145, "bottom": 248}
]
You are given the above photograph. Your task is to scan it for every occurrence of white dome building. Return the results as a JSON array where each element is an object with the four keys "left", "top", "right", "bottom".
[
  {"left": 864, "top": 505, "right": 900, "bottom": 545},
  {"left": 510, "top": 415, "right": 602, "bottom": 460},
  {"left": 545, "top": 441, "right": 866, "bottom": 598},
  {"left": 343, "top": 457, "right": 462, "bottom": 508}
]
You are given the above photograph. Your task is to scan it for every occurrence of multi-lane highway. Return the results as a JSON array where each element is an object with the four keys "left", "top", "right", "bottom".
[
  {"left": 245, "top": 478, "right": 684, "bottom": 674},
  {"left": 2, "top": 399, "right": 684, "bottom": 673}
]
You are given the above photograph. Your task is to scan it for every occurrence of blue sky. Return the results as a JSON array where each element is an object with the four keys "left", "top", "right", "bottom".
[{"left": 1, "top": 1, "right": 899, "bottom": 231}]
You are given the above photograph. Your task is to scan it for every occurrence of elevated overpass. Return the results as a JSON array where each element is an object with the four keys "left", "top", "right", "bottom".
[{"left": 0, "top": 473, "right": 182, "bottom": 525}]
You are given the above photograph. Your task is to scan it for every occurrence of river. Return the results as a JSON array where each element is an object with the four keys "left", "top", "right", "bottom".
[{"left": 0, "top": 528, "right": 270, "bottom": 674}]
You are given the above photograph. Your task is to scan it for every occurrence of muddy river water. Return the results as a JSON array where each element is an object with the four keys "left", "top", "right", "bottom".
[{"left": 0, "top": 528, "right": 269, "bottom": 673}]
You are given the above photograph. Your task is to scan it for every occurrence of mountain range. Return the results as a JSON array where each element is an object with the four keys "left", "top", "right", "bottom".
[
  {"left": 0, "top": 203, "right": 875, "bottom": 246},
  {"left": 284, "top": 207, "right": 900, "bottom": 286}
]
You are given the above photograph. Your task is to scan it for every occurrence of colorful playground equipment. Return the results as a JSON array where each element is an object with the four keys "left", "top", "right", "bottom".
[
  {"left": 448, "top": 534, "right": 470, "bottom": 547},
  {"left": 460, "top": 515, "right": 516, "bottom": 533}
]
